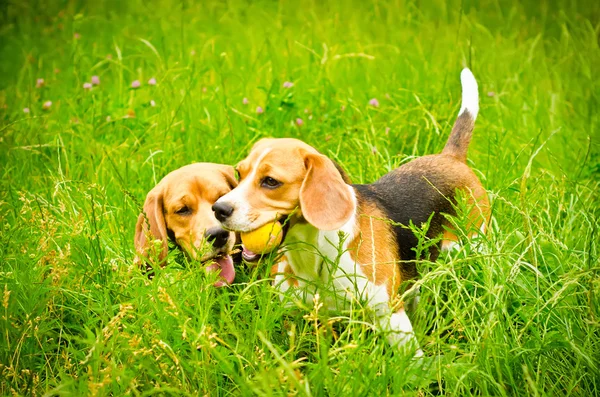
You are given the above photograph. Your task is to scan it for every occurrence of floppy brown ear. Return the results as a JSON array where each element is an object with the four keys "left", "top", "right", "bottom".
[
  {"left": 134, "top": 188, "right": 168, "bottom": 268},
  {"left": 219, "top": 165, "right": 238, "bottom": 189},
  {"left": 299, "top": 153, "right": 355, "bottom": 231}
]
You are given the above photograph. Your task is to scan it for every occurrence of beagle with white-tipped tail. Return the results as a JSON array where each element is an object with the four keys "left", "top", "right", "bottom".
[{"left": 213, "top": 68, "right": 489, "bottom": 354}]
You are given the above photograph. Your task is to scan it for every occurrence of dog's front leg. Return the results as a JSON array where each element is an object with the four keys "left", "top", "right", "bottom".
[
  {"left": 272, "top": 254, "right": 320, "bottom": 308},
  {"left": 376, "top": 305, "right": 423, "bottom": 357}
]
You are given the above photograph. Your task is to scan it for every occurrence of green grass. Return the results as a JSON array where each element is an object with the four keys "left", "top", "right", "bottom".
[{"left": 1, "top": 0, "right": 599, "bottom": 395}]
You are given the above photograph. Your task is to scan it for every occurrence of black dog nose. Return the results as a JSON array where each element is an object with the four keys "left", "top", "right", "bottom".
[
  {"left": 212, "top": 202, "right": 234, "bottom": 222},
  {"left": 205, "top": 227, "right": 230, "bottom": 249}
]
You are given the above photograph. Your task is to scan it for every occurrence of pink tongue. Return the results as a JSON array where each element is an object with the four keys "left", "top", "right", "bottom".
[{"left": 206, "top": 255, "right": 235, "bottom": 287}]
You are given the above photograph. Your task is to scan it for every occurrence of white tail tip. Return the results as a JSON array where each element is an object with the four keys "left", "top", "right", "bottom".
[{"left": 458, "top": 68, "right": 479, "bottom": 120}]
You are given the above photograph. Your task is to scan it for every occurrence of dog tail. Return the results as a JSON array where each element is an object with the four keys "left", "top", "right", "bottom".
[{"left": 442, "top": 68, "right": 479, "bottom": 163}]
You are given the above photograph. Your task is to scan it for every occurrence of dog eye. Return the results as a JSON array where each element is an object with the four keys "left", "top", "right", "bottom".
[
  {"left": 261, "top": 176, "right": 282, "bottom": 189},
  {"left": 175, "top": 206, "right": 192, "bottom": 215}
]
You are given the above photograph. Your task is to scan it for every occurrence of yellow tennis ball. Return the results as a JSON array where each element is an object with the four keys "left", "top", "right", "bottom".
[{"left": 240, "top": 221, "right": 283, "bottom": 254}]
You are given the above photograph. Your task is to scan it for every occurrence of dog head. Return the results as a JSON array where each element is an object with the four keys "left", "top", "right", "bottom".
[
  {"left": 213, "top": 138, "right": 355, "bottom": 234},
  {"left": 134, "top": 163, "right": 237, "bottom": 285}
]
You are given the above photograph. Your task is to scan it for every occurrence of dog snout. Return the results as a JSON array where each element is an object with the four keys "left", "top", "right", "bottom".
[
  {"left": 204, "top": 227, "right": 230, "bottom": 249},
  {"left": 212, "top": 201, "right": 234, "bottom": 222}
]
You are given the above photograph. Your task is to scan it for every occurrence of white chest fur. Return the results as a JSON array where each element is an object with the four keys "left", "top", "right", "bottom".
[{"left": 282, "top": 215, "right": 391, "bottom": 317}]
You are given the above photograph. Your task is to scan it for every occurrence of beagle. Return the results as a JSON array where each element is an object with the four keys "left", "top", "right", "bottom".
[
  {"left": 213, "top": 69, "right": 489, "bottom": 352},
  {"left": 134, "top": 163, "right": 238, "bottom": 286}
]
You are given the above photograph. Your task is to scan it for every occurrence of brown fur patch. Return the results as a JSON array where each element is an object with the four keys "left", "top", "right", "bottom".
[
  {"left": 348, "top": 197, "right": 402, "bottom": 297},
  {"left": 441, "top": 229, "right": 459, "bottom": 250},
  {"left": 442, "top": 111, "right": 475, "bottom": 162},
  {"left": 270, "top": 264, "right": 279, "bottom": 278},
  {"left": 437, "top": 158, "right": 490, "bottom": 247},
  {"left": 284, "top": 263, "right": 299, "bottom": 287}
]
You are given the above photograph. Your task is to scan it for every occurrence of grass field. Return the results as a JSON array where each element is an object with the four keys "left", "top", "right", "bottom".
[{"left": 1, "top": 0, "right": 599, "bottom": 395}]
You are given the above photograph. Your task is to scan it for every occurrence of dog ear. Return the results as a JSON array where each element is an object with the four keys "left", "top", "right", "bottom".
[
  {"left": 299, "top": 153, "right": 355, "bottom": 231},
  {"left": 134, "top": 188, "right": 168, "bottom": 269},
  {"left": 220, "top": 165, "right": 238, "bottom": 189}
]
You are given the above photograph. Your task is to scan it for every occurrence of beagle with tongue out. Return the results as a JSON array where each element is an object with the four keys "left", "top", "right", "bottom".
[
  {"left": 134, "top": 163, "right": 238, "bottom": 286},
  {"left": 212, "top": 69, "right": 490, "bottom": 353}
]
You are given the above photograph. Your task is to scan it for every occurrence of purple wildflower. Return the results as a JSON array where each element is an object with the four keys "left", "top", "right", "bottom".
[
  {"left": 83, "top": 82, "right": 92, "bottom": 90},
  {"left": 36, "top": 78, "right": 45, "bottom": 88},
  {"left": 148, "top": 77, "right": 157, "bottom": 86},
  {"left": 369, "top": 98, "right": 379, "bottom": 107},
  {"left": 42, "top": 101, "right": 52, "bottom": 110},
  {"left": 283, "top": 81, "right": 294, "bottom": 88},
  {"left": 256, "top": 106, "right": 264, "bottom": 114},
  {"left": 91, "top": 76, "right": 100, "bottom": 85},
  {"left": 296, "top": 118, "right": 304, "bottom": 126},
  {"left": 131, "top": 80, "right": 141, "bottom": 89},
  {"left": 242, "top": 97, "right": 249, "bottom": 105},
  {"left": 23, "top": 108, "right": 30, "bottom": 114}
]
